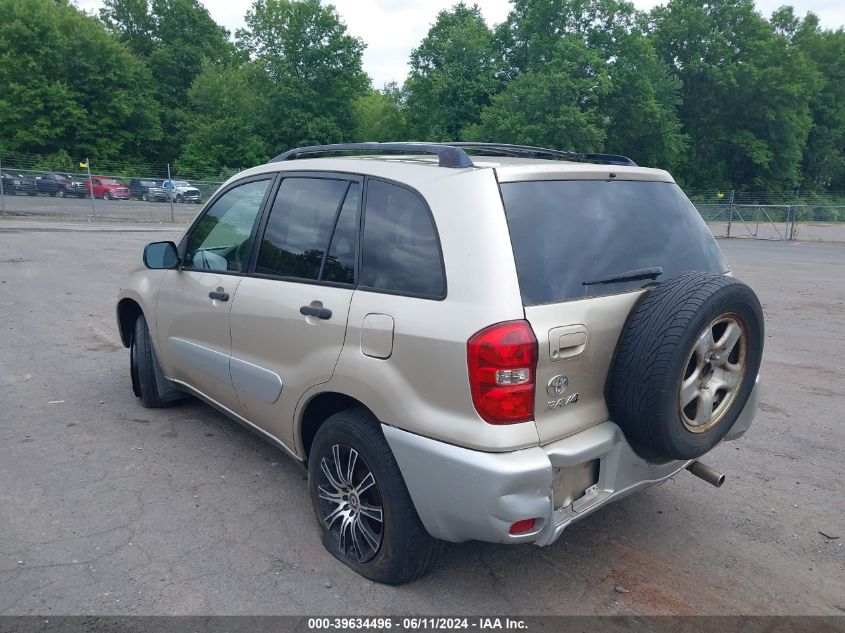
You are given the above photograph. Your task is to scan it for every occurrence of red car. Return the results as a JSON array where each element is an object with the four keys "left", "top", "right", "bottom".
[{"left": 86, "top": 177, "right": 131, "bottom": 200}]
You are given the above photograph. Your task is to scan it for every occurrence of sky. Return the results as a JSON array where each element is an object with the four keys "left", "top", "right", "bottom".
[{"left": 77, "top": 0, "right": 844, "bottom": 88}]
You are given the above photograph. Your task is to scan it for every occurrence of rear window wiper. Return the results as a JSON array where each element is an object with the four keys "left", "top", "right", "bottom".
[{"left": 583, "top": 266, "right": 664, "bottom": 287}]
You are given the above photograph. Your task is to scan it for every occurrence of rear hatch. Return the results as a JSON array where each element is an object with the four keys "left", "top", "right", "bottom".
[{"left": 497, "top": 174, "right": 729, "bottom": 444}]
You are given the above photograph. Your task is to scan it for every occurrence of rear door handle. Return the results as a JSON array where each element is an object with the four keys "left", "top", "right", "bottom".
[
  {"left": 209, "top": 291, "right": 229, "bottom": 301},
  {"left": 300, "top": 306, "right": 332, "bottom": 320}
]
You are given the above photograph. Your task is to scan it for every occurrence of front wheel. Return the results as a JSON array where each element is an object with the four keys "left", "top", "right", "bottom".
[
  {"left": 130, "top": 315, "right": 185, "bottom": 408},
  {"left": 103, "top": 191, "right": 111, "bottom": 200},
  {"left": 308, "top": 408, "right": 441, "bottom": 585},
  {"left": 175, "top": 194, "right": 184, "bottom": 203},
  {"left": 57, "top": 189, "right": 65, "bottom": 198}
]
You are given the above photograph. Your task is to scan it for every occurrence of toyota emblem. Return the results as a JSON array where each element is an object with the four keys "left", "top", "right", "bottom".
[{"left": 546, "top": 375, "right": 569, "bottom": 397}]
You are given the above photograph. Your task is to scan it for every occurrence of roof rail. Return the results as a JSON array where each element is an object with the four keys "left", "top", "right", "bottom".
[
  {"left": 269, "top": 143, "right": 475, "bottom": 168},
  {"left": 445, "top": 142, "right": 637, "bottom": 167}
]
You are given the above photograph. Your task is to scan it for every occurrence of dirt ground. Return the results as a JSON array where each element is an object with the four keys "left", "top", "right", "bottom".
[{"left": 0, "top": 219, "right": 842, "bottom": 615}]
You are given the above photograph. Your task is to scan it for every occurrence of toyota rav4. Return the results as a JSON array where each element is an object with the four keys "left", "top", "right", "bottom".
[{"left": 116, "top": 142, "right": 763, "bottom": 585}]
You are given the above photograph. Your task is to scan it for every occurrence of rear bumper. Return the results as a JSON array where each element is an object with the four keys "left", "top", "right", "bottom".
[{"left": 385, "top": 376, "right": 760, "bottom": 545}]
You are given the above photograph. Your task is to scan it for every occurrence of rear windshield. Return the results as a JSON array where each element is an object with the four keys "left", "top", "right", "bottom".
[{"left": 500, "top": 180, "right": 728, "bottom": 306}]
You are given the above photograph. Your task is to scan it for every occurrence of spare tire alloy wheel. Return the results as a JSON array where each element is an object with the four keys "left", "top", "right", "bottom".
[
  {"left": 317, "top": 444, "right": 383, "bottom": 563},
  {"left": 680, "top": 314, "right": 747, "bottom": 433},
  {"left": 608, "top": 271, "right": 764, "bottom": 460}
]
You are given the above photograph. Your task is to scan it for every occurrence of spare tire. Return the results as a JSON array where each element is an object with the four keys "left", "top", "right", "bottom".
[{"left": 607, "top": 271, "right": 764, "bottom": 460}]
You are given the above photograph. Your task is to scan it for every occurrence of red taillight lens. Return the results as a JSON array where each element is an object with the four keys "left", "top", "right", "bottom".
[
  {"left": 467, "top": 320, "right": 538, "bottom": 425},
  {"left": 509, "top": 518, "right": 537, "bottom": 534}
]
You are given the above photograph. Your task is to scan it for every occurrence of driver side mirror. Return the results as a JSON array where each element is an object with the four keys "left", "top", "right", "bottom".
[{"left": 143, "top": 241, "right": 180, "bottom": 269}]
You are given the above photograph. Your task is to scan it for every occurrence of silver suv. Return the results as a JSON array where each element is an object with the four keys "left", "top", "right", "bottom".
[{"left": 116, "top": 143, "right": 763, "bottom": 585}]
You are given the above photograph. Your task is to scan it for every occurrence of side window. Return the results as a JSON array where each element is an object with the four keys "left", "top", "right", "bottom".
[
  {"left": 322, "top": 183, "right": 359, "bottom": 284},
  {"left": 255, "top": 177, "right": 350, "bottom": 280},
  {"left": 184, "top": 179, "right": 270, "bottom": 272},
  {"left": 360, "top": 180, "right": 445, "bottom": 298}
]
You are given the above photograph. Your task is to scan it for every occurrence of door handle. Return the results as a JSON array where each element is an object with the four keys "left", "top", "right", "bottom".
[
  {"left": 300, "top": 305, "right": 332, "bottom": 320},
  {"left": 209, "top": 291, "right": 229, "bottom": 301}
]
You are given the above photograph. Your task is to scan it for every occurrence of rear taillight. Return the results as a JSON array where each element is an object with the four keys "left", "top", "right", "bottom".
[{"left": 467, "top": 320, "right": 538, "bottom": 424}]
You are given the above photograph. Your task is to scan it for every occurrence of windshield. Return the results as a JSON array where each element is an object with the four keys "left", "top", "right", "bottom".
[
  {"left": 100, "top": 179, "right": 120, "bottom": 185},
  {"left": 499, "top": 180, "right": 728, "bottom": 306}
]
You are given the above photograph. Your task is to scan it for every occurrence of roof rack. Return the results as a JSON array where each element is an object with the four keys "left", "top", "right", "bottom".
[
  {"left": 269, "top": 143, "right": 475, "bottom": 169},
  {"left": 445, "top": 142, "right": 637, "bottom": 166}
]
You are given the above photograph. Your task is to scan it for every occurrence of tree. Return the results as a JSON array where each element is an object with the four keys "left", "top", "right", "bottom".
[
  {"left": 494, "top": 0, "right": 687, "bottom": 169},
  {"left": 236, "top": 0, "right": 368, "bottom": 150},
  {"left": 466, "top": 37, "right": 608, "bottom": 151},
  {"left": 100, "top": 0, "right": 234, "bottom": 160},
  {"left": 786, "top": 12, "right": 845, "bottom": 192},
  {"left": 352, "top": 82, "right": 407, "bottom": 142},
  {"left": 403, "top": 3, "right": 502, "bottom": 140},
  {"left": 176, "top": 62, "right": 270, "bottom": 175},
  {"left": 0, "top": 0, "right": 161, "bottom": 160},
  {"left": 650, "top": 0, "right": 821, "bottom": 190}
]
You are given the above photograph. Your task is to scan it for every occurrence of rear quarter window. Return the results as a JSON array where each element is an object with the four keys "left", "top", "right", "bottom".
[
  {"left": 500, "top": 180, "right": 728, "bottom": 306},
  {"left": 360, "top": 179, "right": 445, "bottom": 299}
]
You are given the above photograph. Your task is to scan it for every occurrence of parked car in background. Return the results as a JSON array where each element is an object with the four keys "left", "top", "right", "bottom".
[
  {"left": 36, "top": 172, "right": 87, "bottom": 198},
  {"left": 86, "top": 176, "right": 131, "bottom": 200},
  {"left": 161, "top": 179, "right": 202, "bottom": 203},
  {"left": 1, "top": 171, "right": 17, "bottom": 194},
  {"left": 15, "top": 172, "right": 38, "bottom": 195},
  {"left": 129, "top": 178, "right": 169, "bottom": 202}
]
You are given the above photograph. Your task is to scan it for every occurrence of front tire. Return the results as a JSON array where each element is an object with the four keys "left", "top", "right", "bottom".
[
  {"left": 103, "top": 191, "right": 111, "bottom": 200},
  {"left": 175, "top": 194, "right": 184, "bottom": 203},
  {"left": 130, "top": 315, "right": 184, "bottom": 408},
  {"left": 308, "top": 408, "right": 441, "bottom": 585}
]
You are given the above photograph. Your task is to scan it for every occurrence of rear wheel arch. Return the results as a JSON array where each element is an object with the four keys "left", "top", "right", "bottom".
[{"left": 299, "top": 392, "right": 378, "bottom": 461}]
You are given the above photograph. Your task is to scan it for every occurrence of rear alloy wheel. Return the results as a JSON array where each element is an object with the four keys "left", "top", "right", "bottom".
[
  {"left": 308, "top": 408, "right": 441, "bottom": 585},
  {"left": 317, "top": 444, "right": 384, "bottom": 563}
]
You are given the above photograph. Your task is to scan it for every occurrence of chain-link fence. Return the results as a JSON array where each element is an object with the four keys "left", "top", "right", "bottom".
[
  {"left": 680, "top": 190, "right": 845, "bottom": 242},
  {"left": 0, "top": 151, "right": 226, "bottom": 223},
  {"left": 3, "top": 152, "right": 845, "bottom": 241}
]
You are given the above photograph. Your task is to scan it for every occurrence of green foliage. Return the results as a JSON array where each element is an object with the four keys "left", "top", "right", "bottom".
[
  {"left": 235, "top": 0, "right": 367, "bottom": 151},
  {"left": 352, "top": 83, "right": 408, "bottom": 142},
  {"left": 175, "top": 61, "right": 270, "bottom": 176},
  {"left": 403, "top": 3, "right": 502, "bottom": 140},
  {"left": 494, "top": 0, "right": 688, "bottom": 171},
  {"left": 789, "top": 14, "right": 845, "bottom": 191},
  {"left": 466, "top": 38, "right": 607, "bottom": 150},
  {"left": 651, "top": 0, "right": 821, "bottom": 190},
  {"left": 0, "top": 0, "right": 161, "bottom": 160},
  {"left": 100, "top": 0, "right": 234, "bottom": 160},
  {"left": 0, "top": 0, "right": 842, "bottom": 194}
]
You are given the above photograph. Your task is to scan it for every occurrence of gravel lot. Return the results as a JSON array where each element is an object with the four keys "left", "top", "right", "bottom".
[{"left": 0, "top": 219, "right": 843, "bottom": 615}]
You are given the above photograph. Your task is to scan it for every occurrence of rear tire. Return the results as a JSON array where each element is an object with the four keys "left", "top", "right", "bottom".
[
  {"left": 130, "top": 315, "right": 185, "bottom": 408},
  {"left": 308, "top": 408, "right": 441, "bottom": 585}
]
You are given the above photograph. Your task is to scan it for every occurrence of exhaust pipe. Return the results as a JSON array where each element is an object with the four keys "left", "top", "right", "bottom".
[{"left": 686, "top": 461, "right": 725, "bottom": 488}]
